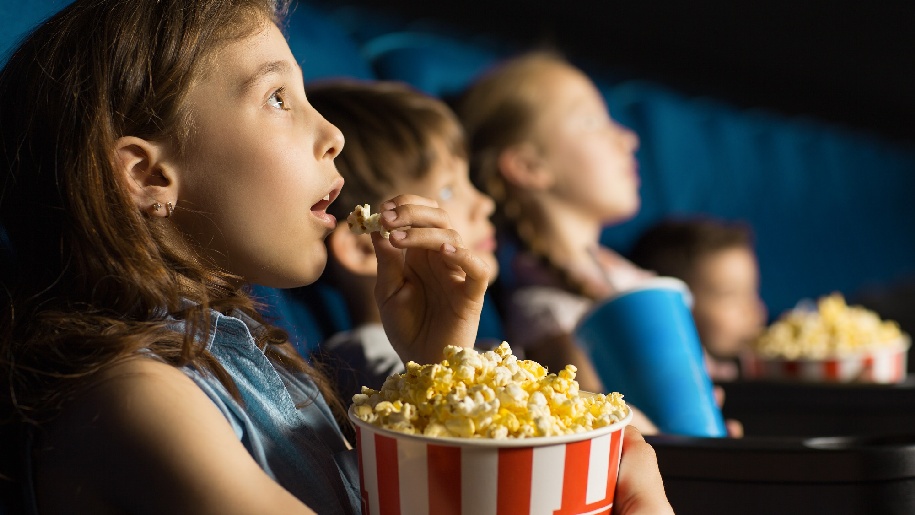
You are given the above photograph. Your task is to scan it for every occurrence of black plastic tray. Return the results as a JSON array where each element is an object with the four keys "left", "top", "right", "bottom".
[
  {"left": 718, "top": 376, "right": 915, "bottom": 437},
  {"left": 648, "top": 432, "right": 915, "bottom": 514}
]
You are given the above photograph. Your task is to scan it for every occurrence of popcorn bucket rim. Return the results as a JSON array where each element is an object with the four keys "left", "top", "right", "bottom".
[
  {"left": 347, "top": 402, "right": 633, "bottom": 449},
  {"left": 747, "top": 334, "right": 911, "bottom": 363}
]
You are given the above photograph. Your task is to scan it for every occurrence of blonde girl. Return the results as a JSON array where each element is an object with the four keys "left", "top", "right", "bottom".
[{"left": 457, "top": 51, "right": 651, "bottom": 394}]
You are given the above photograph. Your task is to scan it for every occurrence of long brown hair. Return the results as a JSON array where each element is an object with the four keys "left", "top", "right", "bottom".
[
  {"left": 456, "top": 51, "right": 599, "bottom": 299},
  {"left": 0, "top": 0, "right": 343, "bottom": 432}
]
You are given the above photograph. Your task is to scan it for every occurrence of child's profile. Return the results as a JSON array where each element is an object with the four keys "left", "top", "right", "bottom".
[
  {"left": 456, "top": 51, "right": 651, "bottom": 394},
  {"left": 629, "top": 216, "right": 768, "bottom": 380}
]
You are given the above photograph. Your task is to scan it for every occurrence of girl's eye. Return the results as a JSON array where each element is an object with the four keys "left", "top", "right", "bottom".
[
  {"left": 267, "top": 87, "right": 289, "bottom": 110},
  {"left": 438, "top": 186, "right": 454, "bottom": 202}
]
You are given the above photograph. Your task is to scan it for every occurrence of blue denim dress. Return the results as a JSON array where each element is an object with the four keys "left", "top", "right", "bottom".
[{"left": 176, "top": 308, "right": 361, "bottom": 514}]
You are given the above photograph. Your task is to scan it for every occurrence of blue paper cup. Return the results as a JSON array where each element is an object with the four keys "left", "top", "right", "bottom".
[{"left": 573, "top": 276, "right": 727, "bottom": 437}]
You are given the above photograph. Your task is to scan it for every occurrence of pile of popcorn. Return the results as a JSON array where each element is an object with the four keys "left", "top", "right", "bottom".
[
  {"left": 351, "top": 342, "right": 629, "bottom": 439},
  {"left": 752, "top": 293, "right": 906, "bottom": 359}
]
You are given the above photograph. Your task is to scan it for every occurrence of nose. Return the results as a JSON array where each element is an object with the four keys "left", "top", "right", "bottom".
[
  {"left": 619, "top": 125, "right": 639, "bottom": 152},
  {"left": 318, "top": 117, "right": 345, "bottom": 160},
  {"left": 474, "top": 185, "right": 496, "bottom": 219}
]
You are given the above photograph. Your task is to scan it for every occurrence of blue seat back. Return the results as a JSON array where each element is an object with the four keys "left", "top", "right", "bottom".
[
  {"left": 0, "top": 0, "right": 73, "bottom": 65},
  {"left": 286, "top": 1, "right": 374, "bottom": 81},
  {"left": 363, "top": 31, "right": 504, "bottom": 98},
  {"left": 600, "top": 79, "right": 915, "bottom": 317}
]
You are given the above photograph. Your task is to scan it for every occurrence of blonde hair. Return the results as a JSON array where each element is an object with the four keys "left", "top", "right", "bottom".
[{"left": 457, "top": 51, "right": 598, "bottom": 298}]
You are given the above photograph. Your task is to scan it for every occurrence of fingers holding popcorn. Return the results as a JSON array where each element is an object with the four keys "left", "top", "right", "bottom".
[
  {"left": 379, "top": 200, "right": 457, "bottom": 237},
  {"left": 349, "top": 197, "right": 491, "bottom": 363}
]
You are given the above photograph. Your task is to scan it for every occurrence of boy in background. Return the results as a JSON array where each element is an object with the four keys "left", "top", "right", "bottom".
[{"left": 629, "top": 217, "right": 768, "bottom": 380}]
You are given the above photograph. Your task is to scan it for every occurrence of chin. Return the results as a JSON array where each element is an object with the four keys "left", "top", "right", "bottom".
[
  {"left": 603, "top": 200, "right": 640, "bottom": 224},
  {"left": 257, "top": 252, "right": 328, "bottom": 289}
]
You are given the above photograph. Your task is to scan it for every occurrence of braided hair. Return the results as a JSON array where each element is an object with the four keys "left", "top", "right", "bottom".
[{"left": 457, "top": 51, "right": 600, "bottom": 300}]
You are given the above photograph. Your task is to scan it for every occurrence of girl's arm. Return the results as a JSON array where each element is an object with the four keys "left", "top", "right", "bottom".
[
  {"left": 371, "top": 194, "right": 491, "bottom": 365},
  {"left": 34, "top": 357, "right": 317, "bottom": 515}
]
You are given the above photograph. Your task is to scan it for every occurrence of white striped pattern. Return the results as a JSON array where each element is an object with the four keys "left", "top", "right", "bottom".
[{"left": 357, "top": 425, "right": 623, "bottom": 515}]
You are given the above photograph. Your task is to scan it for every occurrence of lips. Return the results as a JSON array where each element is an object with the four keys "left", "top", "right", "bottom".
[
  {"left": 475, "top": 228, "right": 497, "bottom": 252},
  {"left": 311, "top": 178, "right": 344, "bottom": 228}
]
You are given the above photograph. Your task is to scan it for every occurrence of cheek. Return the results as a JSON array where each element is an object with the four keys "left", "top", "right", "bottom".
[
  {"left": 445, "top": 204, "right": 475, "bottom": 237},
  {"left": 696, "top": 300, "right": 739, "bottom": 334}
]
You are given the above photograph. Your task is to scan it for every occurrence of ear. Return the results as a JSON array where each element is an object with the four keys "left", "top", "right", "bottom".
[
  {"left": 114, "top": 136, "right": 177, "bottom": 217},
  {"left": 327, "top": 224, "right": 378, "bottom": 276},
  {"left": 497, "top": 142, "right": 555, "bottom": 190}
]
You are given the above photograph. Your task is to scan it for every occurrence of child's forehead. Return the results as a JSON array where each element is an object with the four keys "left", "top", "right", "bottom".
[{"left": 201, "top": 22, "right": 297, "bottom": 87}]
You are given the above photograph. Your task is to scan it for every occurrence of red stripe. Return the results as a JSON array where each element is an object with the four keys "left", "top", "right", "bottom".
[
  {"left": 747, "top": 355, "right": 760, "bottom": 377},
  {"left": 824, "top": 359, "right": 839, "bottom": 380},
  {"left": 864, "top": 355, "right": 875, "bottom": 381},
  {"left": 784, "top": 360, "right": 799, "bottom": 377},
  {"left": 606, "top": 429, "right": 623, "bottom": 506},
  {"left": 374, "top": 434, "right": 400, "bottom": 515},
  {"left": 356, "top": 427, "right": 369, "bottom": 514},
  {"left": 427, "top": 444, "right": 461, "bottom": 514},
  {"left": 555, "top": 439, "right": 592, "bottom": 514},
  {"left": 497, "top": 447, "right": 533, "bottom": 513},
  {"left": 574, "top": 431, "right": 624, "bottom": 515}
]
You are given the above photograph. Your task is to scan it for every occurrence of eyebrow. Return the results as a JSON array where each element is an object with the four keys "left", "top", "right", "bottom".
[{"left": 238, "top": 59, "right": 293, "bottom": 94}]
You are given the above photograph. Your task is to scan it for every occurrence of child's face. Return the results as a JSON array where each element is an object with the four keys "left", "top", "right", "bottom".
[
  {"left": 534, "top": 64, "right": 640, "bottom": 223},
  {"left": 690, "top": 247, "right": 767, "bottom": 359},
  {"left": 168, "top": 21, "right": 345, "bottom": 287},
  {"left": 420, "top": 149, "right": 499, "bottom": 278}
]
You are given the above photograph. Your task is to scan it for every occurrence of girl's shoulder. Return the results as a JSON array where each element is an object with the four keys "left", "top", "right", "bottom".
[{"left": 32, "top": 356, "right": 311, "bottom": 513}]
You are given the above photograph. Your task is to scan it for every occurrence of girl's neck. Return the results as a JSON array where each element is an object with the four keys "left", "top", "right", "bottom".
[{"left": 526, "top": 195, "right": 604, "bottom": 270}]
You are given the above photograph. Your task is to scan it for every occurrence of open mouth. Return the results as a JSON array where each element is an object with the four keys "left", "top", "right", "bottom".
[
  {"left": 311, "top": 180, "right": 343, "bottom": 213},
  {"left": 310, "top": 179, "right": 344, "bottom": 229}
]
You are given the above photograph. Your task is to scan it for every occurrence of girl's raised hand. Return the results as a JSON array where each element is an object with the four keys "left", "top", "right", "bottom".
[{"left": 371, "top": 195, "right": 491, "bottom": 365}]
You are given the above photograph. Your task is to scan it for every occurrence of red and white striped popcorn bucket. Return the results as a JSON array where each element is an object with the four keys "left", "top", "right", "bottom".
[
  {"left": 742, "top": 337, "right": 910, "bottom": 384},
  {"left": 349, "top": 408, "right": 633, "bottom": 515}
]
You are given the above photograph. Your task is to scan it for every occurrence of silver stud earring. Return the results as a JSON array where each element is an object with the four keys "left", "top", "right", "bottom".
[
  {"left": 166, "top": 202, "right": 175, "bottom": 217},
  {"left": 152, "top": 202, "right": 162, "bottom": 212}
]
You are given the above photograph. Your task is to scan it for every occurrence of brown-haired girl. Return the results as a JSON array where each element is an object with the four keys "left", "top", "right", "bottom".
[{"left": 0, "top": 1, "right": 488, "bottom": 512}]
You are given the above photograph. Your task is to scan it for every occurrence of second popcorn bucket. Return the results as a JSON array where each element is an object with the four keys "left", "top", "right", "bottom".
[{"left": 349, "top": 343, "right": 634, "bottom": 515}]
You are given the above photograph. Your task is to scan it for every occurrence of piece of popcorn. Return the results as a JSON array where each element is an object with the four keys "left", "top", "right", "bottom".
[
  {"left": 347, "top": 203, "right": 390, "bottom": 238},
  {"left": 352, "top": 341, "right": 629, "bottom": 439}
]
